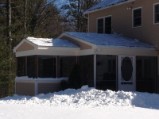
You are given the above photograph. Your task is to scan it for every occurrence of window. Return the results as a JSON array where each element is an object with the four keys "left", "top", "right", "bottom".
[
  {"left": 136, "top": 57, "right": 157, "bottom": 93},
  {"left": 38, "top": 56, "right": 56, "bottom": 78},
  {"left": 97, "top": 18, "right": 104, "bottom": 33},
  {"left": 27, "top": 56, "right": 36, "bottom": 78},
  {"left": 105, "top": 16, "right": 112, "bottom": 34},
  {"left": 154, "top": 4, "right": 159, "bottom": 23},
  {"left": 133, "top": 8, "right": 142, "bottom": 27},
  {"left": 17, "top": 57, "right": 26, "bottom": 76},
  {"left": 97, "top": 16, "right": 112, "bottom": 34}
]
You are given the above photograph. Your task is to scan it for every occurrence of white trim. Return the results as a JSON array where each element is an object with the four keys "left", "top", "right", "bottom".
[
  {"left": 132, "top": 7, "right": 143, "bottom": 28},
  {"left": 94, "top": 53, "right": 97, "bottom": 88},
  {"left": 15, "top": 45, "right": 157, "bottom": 57},
  {"left": 79, "top": 49, "right": 95, "bottom": 56},
  {"left": 96, "top": 46, "right": 157, "bottom": 56},
  {"left": 153, "top": 3, "right": 159, "bottom": 25},
  {"left": 87, "top": 13, "right": 90, "bottom": 32},
  {"left": 56, "top": 56, "right": 58, "bottom": 78},
  {"left": 15, "top": 77, "right": 68, "bottom": 83},
  {"left": 15, "top": 47, "right": 80, "bottom": 57},
  {"left": 84, "top": 0, "right": 135, "bottom": 15}
]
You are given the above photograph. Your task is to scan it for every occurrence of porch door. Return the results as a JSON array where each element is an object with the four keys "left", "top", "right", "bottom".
[{"left": 118, "top": 56, "right": 136, "bottom": 91}]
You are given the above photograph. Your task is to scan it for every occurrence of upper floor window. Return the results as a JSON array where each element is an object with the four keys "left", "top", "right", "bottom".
[
  {"left": 97, "top": 16, "right": 112, "bottom": 34},
  {"left": 133, "top": 8, "right": 142, "bottom": 27},
  {"left": 154, "top": 3, "right": 159, "bottom": 23},
  {"left": 105, "top": 16, "right": 112, "bottom": 34},
  {"left": 97, "top": 18, "right": 104, "bottom": 33}
]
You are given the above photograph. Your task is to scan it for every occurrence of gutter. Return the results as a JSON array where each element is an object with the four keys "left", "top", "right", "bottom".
[{"left": 84, "top": 0, "right": 135, "bottom": 15}]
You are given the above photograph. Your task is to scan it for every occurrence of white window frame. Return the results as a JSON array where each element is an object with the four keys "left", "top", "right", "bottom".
[
  {"left": 153, "top": 3, "right": 159, "bottom": 24},
  {"left": 96, "top": 15, "right": 112, "bottom": 33},
  {"left": 132, "top": 7, "right": 142, "bottom": 28}
]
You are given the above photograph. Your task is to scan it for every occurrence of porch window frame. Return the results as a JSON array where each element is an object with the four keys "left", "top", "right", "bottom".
[{"left": 132, "top": 7, "right": 142, "bottom": 28}]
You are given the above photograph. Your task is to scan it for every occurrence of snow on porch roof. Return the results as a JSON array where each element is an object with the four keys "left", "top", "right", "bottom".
[
  {"left": 84, "top": 0, "right": 134, "bottom": 14},
  {"left": 65, "top": 32, "right": 154, "bottom": 48},
  {"left": 27, "top": 37, "right": 78, "bottom": 48}
]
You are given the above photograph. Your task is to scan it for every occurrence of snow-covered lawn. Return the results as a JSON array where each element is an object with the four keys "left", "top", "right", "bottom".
[{"left": 1, "top": 86, "right": 159, "bottom": 119}]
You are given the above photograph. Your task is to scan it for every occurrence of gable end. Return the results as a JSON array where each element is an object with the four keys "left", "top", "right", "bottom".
[{"left": 16, "top": 42, "right": 34, "bottom": 52}]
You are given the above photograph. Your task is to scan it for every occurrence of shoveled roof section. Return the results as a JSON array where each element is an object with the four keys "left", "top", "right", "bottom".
[
  {"left": 27, "top": 37, "right": 78, "bottom": 48},
  {"left": 84, "top": 0, "right": 134, "bottom": 14},
  {"left": 65, "top": 32, "right": 154, "bottom": 48}
]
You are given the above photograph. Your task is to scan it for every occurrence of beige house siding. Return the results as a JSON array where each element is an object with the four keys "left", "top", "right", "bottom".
[
  {"left": 88, "top": 0, "right": 159, "bottom": 49},
  {"left": 38, "top": 83, "right": 61, "bottom": 94},
  {"left": 16, "top": 82, "right": 35, "bottom": 96},
  {"left": 16, "top": 42, "right": 34, "bottom": 52}
]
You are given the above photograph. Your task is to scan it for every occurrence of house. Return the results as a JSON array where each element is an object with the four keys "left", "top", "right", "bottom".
[{"left": 14, "top": 0, "right": 159, "bottom": 96}]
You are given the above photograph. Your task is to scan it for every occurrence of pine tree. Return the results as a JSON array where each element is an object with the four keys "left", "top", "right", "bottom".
[{"left": 0, "top": 0, "right": 63, "bottom": 97}]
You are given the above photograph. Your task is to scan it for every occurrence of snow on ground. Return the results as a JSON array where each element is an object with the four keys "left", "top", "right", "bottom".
[{"left": 1, "top": 86, "right": 159, "bottom": 119}]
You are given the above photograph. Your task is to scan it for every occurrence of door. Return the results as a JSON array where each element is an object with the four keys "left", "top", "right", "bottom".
[{"left": 118, "top": 56, "right": 136, "bottom": 91}]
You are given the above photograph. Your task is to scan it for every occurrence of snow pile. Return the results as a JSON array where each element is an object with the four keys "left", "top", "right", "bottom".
[
  {"left": 66, "top": 32, "right": 153, "bottom": 48},
  {"left": 27, "top": 37, "right": 78, "bottom": 48},
  {"left": 1, "top": 86, "right": 159, "bottom": 109}
]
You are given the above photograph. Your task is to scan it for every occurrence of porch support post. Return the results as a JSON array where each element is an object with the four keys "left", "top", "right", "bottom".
[
  {"left": 94, "top": 54, "right": 96, "bottom": 88},
  {"left": 56, "top": 56, "right": 58, "bottom": 78},
  {"left": 36, "top": 56, "right": 38, "bottom": 78}
]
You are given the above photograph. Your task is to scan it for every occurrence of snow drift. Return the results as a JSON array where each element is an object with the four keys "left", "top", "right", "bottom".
[{"left": 1, "top": 86, "right": 159, "bottom": 109}]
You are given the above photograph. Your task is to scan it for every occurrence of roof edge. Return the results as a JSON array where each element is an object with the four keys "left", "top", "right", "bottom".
[
  {"left": 60, "top": 32, "right": 97, "bottom": 48},
  {"left": 13, "top": 38, "right": 37, "bottom": 53},
  {"left": 84, "top": 0, "right": 135, "bottom": 15}
]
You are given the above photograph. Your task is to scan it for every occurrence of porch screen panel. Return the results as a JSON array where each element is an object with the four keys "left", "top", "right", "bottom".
[
  {"left": 59, "top": 57, "right": 76, "bottom": 77},
  {"left": 96, "top": 55, "right": 117, "bottom": 90},
  {"left": 27, "top": 56, "right": 36, "bottom": 78},
  {"left": 136, "top": 56, "right": 157, "bottom": 93},
  {"left": 38, "top": 56, "right": 56, "bottom": 78},
  {"left": 17, "top": 57, "right": 26, "bottom": 76},
  {"left": 79, "top": 56, "right": 94, "bottom": 87}
]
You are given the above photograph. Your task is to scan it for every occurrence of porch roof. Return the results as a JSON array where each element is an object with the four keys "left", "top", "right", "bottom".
[
  {"left": 27, "top": 37, "right": 78, "bottom": 48},
  {"left": 84, "top": 0, "right": 135, "bottom": 14},
  {"left": 65, "top": 32, "right": 154, "bottom": 49}
]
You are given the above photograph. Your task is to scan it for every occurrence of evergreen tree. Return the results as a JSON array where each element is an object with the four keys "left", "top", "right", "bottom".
[{"left": 0, "top": 0, "right": 63, "bottom": 97}]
